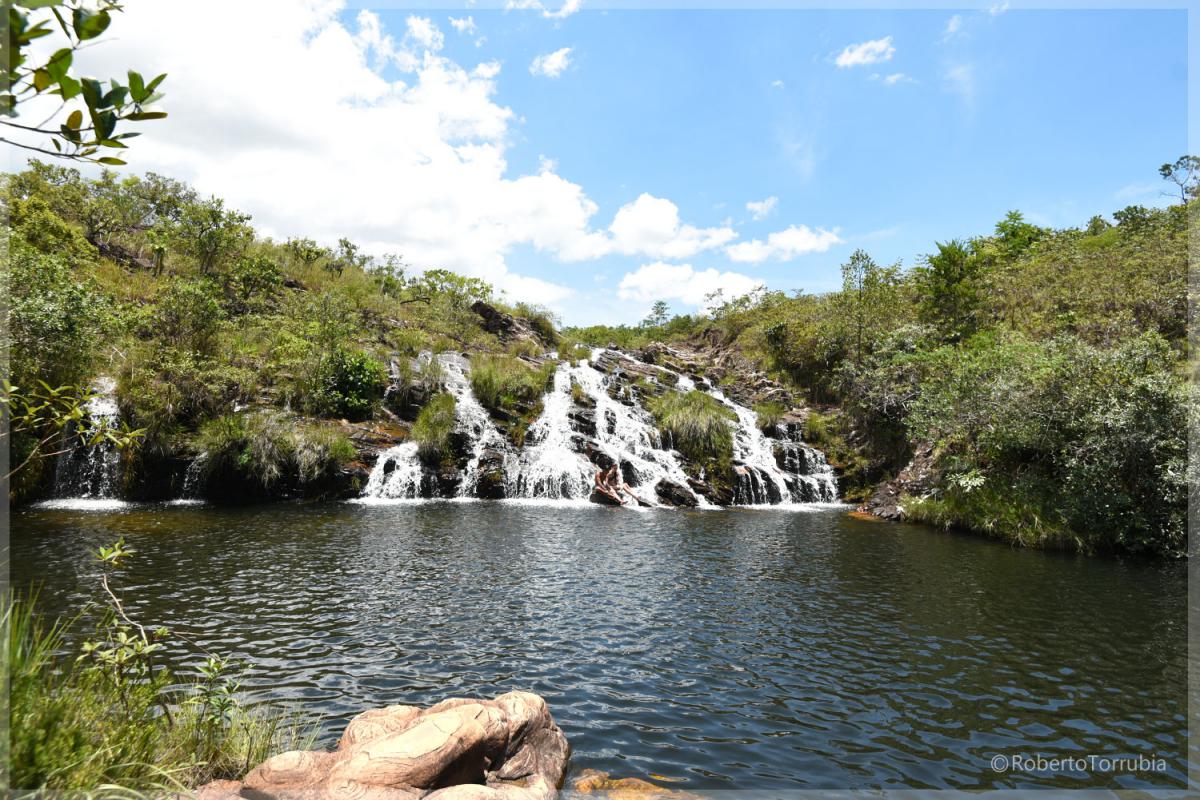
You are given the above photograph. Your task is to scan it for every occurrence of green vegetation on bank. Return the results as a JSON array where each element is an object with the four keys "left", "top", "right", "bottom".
[
  {"left": 3, "top": 161, "right": 556, "bottom": 502},
  {"left": 569, "top": 188, "right": 1193, "bottom": 556},
  {"left": 648, "top": 390, "right": 736, "bottom": 465},
  {"left": 7, "top": 543, "right": 313, "bottom": 791}
]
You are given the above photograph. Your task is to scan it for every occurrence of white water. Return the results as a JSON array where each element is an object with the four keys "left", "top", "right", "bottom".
[
  {"left": 438, "top": 355, "right": 515, "bottom": 498},
  {"left": 359, "top": 348, "right": 838, "bottom": 509},
  {"left": 52, "top": 377, "right": 123, "bottom": 501},
  {"left": 363, "top": 442, "right": 424, "bottom": 499},
  {"left": 512, "top": 363, "right": 596, "bottom": 499}
]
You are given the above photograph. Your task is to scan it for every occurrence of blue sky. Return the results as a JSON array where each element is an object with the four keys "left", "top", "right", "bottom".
[{"left": 26, "top": 1, "right": 1189, "bottom": 326}]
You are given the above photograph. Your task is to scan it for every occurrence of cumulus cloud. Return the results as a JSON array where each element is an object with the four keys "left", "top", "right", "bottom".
[
  {"left": 449, "top": 16, "right": 477, "bottom": 35},
  {"left": 834, "top": 36, "right": 895, "bottom": 68},
  {"left": 24, "top": 0, "right": 619, "bottom": 308},
  {"left": 725, "top": 225, "right": 842, "bottom": 263},
  {"left": 608, "top": 194, "right": 737, "bottom": 260},
  {"left": 746, "top": 196, "right": 778, "bottom": 220},
  {"left": 618, "top": 262, "right": 762, "bottom": 311},
  {"left": 506, "top": 0, "right": 582, "bottom": 20},
  {"left": 530, "top": 47, "right": 573, "bottom": 78}
]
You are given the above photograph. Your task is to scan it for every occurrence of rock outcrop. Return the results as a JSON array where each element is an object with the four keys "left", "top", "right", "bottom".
[
  {"left": 195, "top": 692, "right": 569, "bottom": 800},
  {"left": 858, "top": 443, "right": 938, "bottom": 520}
]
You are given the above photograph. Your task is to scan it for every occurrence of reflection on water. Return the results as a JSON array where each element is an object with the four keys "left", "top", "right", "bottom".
[{"left": 11, "top": 502, "right": 1188, "bottom": 790}]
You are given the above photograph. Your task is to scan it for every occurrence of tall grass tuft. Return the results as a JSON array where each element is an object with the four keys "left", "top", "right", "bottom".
[
  {"left": 468, "top": 355, "right": 554, "bottom": 415},
  {"left": 411, "top": 392, "right": 457, "bottom": 460},
  {"left": 753, "top": 401, "right": 786, "bottom": 432},
  {"left": 647, "top": 390, "right": 736, "bottom": 463}
]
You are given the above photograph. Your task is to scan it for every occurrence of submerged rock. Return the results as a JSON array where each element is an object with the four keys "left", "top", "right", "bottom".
[
  {"left": 196, "top": 691, "right": 569, "bottom": 800},
  {"left": 572, "top": 769, "right": 694, "bottom": 799}
]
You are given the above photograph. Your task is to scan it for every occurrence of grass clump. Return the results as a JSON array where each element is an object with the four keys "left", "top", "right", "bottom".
[
  {"left": 196, "top": 411, "right": 356, "bottom": 496},
  {"left": 411, "top": 392, "right": 457, "bottom": 461},
  {"left": 469, "top": 355, "right": 554, "bottom": 416},
  {"left": 647, "top": 390, "right": 736, "bottom": 463},
  {"left": 753, "top": 401, "right": 786, "bottom": 431}
]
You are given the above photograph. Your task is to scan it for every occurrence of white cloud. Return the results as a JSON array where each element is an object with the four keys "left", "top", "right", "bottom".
[
  {"left": 26, "top": 0, "right": 621, "bottom": 310},
  {"left": 834, "top": 36, "right": 895, "bottom": 68},
  {"left": 1113, "top": 182, "right": 1161, "bottom": 201},
  {"left": 608, "top": 194, "right": 737, "bottom": 259},
  {"left": 988, "top": 1, "right": 1010, "bottom": 16},
  {"left": 883, "top": 72, "right": 910, "bottom": 85},
  {"left": 725, "top": 225, "right": 842, "bottom": 263},
  {"left": 449, "top": 16, "right": 477, "bottom": 35},
  {"left": 942, "top": 14, "right": 963, "bottom": 41},
  {"left": 746, "top": 196, "right": 778, "bottom": 220},
  {"left": 618, "top": 262, "right": 762, "bottom": 311},
  {"left": 530, "top": 47, "right": 573, "bottom": 78},
  {"left": 943, "top": 62, "right": 975, "bottom": 105},
  {"left": 506, "top": 0, "right": 582, "bottom": 20},
  {"left": 771, "top": 79, "right": 785, "bottom": 89}
]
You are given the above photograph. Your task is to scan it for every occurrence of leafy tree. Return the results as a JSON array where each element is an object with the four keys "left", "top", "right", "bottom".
[
  {"left": 284, "top": 237, "right": 327, "bottom": 269},
  {"left": 1084, "top": 214, "right": 1111, "bottom": 236},
  {"left": 310, "top": 349, "right": 387, "bottom": 421},
  {"left": 642, "top": 300, "right": 670, "bottom": 328},
  {"left": 913, "top": 239, "right": 984, "bottom": 342},
  {"left": 1158, "top": 155, "right": 1199, "bottom": 203},
  {"left": 2, "top": 0, "right": 167, "bottom": 164},
  {"left": 1113, "top": 204, "right": 1152, "bottom": 231},
  {"left": 174, "top": 197, "right": 252, "bottom": 273},
  {"left": 837, "top": 249, "right": 903, "bottom": 362}
]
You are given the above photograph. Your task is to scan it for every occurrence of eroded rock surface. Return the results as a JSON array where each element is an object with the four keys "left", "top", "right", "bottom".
[{"left": 195, "top": 692, "right": 569, "bottom": 800}]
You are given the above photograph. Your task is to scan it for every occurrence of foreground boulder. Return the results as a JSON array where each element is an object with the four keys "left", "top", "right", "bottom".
[{"left": 195, "top": 692, "right": 569, "bottom": 800}]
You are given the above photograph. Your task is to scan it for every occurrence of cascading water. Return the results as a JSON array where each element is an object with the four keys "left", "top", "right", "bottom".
[
  {"left": 52, "top": 377, "right": 123, "bottom": 500},
  {"left": 708, "top": 388, "right": 797, "bottom": 505},
  {"left": 439, "top": 354, "right": 515, "bottom": 498},
  {"left": 362, "top": 442, "right": 424, "bottom": 499},
  {"left": 511, "top": 363, "right": 595, "bottom": 500},
  {"left": 358, "top": 348, "right": 838, "bottom": 508}
]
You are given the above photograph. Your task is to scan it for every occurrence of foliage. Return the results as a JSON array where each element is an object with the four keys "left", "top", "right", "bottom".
[
  {"left": 195, "top": 412, "right": 354, "bottom": 495},
  {"left": 411, "top": 392, "right": 457, "bottom": 461},
  {"left": 752, "top": 401, "right": 786, "bottom": 431},
  {"left": 912, "top": 240, "right": 984, "bottom": 342},
  {"left": 469, "top": 355, "right": 554, "bottom": 415},
  {"left": 7, "top": 541, "right": 313, "bottom": 792},
  {"left": 309, "top": 349, "right": 388, "bottom": 421},
  {"left": 2, "top": 0, "right": 168, "bottom": 163},
  {"left": 647, "top": 390, "right": 736, "bottom": 464}
]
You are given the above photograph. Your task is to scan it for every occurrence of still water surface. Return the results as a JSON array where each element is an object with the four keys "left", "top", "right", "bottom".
[{"left": 11, "top": 502, "right": 1189, "bottom": 790}]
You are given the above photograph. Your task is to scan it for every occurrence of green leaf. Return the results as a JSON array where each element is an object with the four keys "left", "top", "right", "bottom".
[
  {"left": 126, "top": 111, "right": 167, "bottom": 121},
  {"left": 127, "top": 70, "right": 145, "bottom": 102},
  {"left": 44, "top": 47, "right": 71, "bottom": 81},
  {"left": 95, "top": 109, "right": 116, "bottom": 140},
  {"left": 145, "top": 73, "right": 167, "bottom": 93},
  {"left": 32, "top": 69, "right": 51, "bottom": 92},
  {"left": 56, "top": 75, "right": 81, "bottom": 100},
  {"left": 99, "top": 138, "right": 127, "bottom": 148},
  {"left": 80, "top": 77, "right": 102, "bottom": 108},
  {"left": 72, "top": 7, "right": 111, "bottom": 41},
  {"left": 96, "top": 156, "right": 126, "bottom": 165},
  {"left": 66, "top": 109, "right": 82, "bottom": 129}
]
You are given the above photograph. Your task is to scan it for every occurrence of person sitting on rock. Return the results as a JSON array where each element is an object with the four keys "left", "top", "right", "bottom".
[{"left": 593, "top": 465, "right": 625, "bottom": 505}]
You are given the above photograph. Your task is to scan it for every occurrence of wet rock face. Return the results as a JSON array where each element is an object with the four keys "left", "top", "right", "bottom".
[
  {"left": 196, "top": 692, "right": 569, "bottom": 800},
  {"left": 654, "top": 478, "right": 698, "bottom": 508}
]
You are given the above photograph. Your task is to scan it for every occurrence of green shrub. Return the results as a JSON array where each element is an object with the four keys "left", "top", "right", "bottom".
[
  {"left": 198, "top": 412, "right": 294, "bottom": 490},
  {"left": 310, "top": 348, "right": 387, "bottom": 421},
  {"left": 648, "top": 390, "right": 736, "bottom": 463},
  {"left": 411, "top": 392, "right": 456, "bottom": 460},
  {"left": 293, "top": 425, "right": 356, "bottom": 483},
  {"left": 753, "top": 401, "right": 786, "bottom": 431},
  {"left": 155, "top": 279, "right": 224, "bottom": 357}
]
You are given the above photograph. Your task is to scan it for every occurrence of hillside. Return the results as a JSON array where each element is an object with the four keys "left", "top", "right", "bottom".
[{"left": 5, "top": 161, "right": 1192, "bottom": 556}]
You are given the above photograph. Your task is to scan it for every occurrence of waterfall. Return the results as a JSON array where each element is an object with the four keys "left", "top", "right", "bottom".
[
  {"left": 51, "top": 377, "right": 123, "bottom": 501},
  {"left": 707, "top": 388, "right": 796, "bottom": 505},
  {"left": 362, "top": 442, "right": 425, "bottom": 500},
  {"left": 357, "top": 348, "right": 839, "bottom": 508},
  {"left": 511, "top": 363, "right": 595, "bottom": 499}
]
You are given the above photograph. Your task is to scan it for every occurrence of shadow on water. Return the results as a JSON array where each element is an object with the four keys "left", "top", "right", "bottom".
[{"left": 10, "top": 502, "right": 1188, "bottom": 790}]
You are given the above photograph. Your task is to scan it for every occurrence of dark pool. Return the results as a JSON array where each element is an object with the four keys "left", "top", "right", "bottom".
[{"left": 10, "top": 501, "right": 1190, "bottom": 790}]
